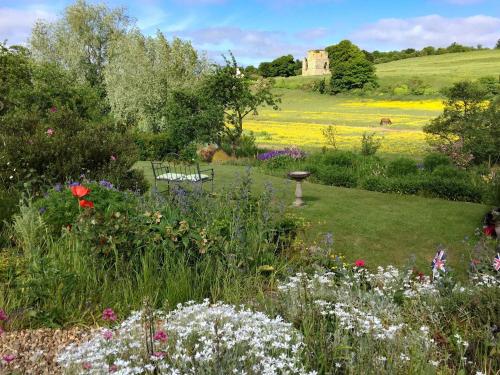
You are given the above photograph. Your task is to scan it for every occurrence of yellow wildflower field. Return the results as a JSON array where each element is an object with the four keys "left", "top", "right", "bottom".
[{"left": 246, "top": 90, "right": 442, "bottom": 155}]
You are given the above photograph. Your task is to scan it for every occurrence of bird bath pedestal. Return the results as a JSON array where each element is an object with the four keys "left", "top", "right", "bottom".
[{"left": 288, "top": 171, "right": 311, "bottom": 207}]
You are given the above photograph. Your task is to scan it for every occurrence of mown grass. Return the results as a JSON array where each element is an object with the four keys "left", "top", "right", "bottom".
[
  {"left": 274, "top": 50, "right": 500, "bottom": 91},
  {"left": 136, "top": 161, "right": 487, "bottom": 277}
]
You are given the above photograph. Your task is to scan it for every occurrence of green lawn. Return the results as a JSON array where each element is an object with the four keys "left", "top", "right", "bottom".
[
  {"left": 136, "top": 161, "right": 487, "bottom": 276},
  {"left": 274, "top": 49, "right": 500, "bottom": 91}
]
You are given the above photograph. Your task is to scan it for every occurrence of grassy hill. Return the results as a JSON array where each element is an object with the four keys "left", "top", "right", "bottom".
[{"left": 274, "top": 49, "right": 500, "bottom": 91}]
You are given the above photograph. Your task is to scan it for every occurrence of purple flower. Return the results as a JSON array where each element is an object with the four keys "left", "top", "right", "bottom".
[
  {"left": 99, "top": 180, "right": 114, "bottom": 189},
  {"left": 49, "top": 106, "right": 57, "bottom": 113},
  {"left": 54, "top": 183, "right": 63, "bottom": 192},
  {"left": 102, "top": 308, "right": 117, "bottom": 322},
  {"left": 69, "top": 182, "right": 80, "bottom": 187},
  {"left": 39, "top": 207, "right": 46, "bottom": 214},
  {"left": 0, "top": 309, "right": 7, "bottom": 321},
  {"left": 257, "top": 147, "right": 305, "bottom": 161}
]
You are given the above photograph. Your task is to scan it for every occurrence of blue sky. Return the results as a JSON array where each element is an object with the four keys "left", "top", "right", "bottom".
[{"left": 1, "top": 0, "right": 499, "bottom": 65}]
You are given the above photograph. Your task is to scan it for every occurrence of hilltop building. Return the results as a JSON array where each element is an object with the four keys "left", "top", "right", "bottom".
[{"left": 302, "top": 50, "right": 329, "bottom": 76}]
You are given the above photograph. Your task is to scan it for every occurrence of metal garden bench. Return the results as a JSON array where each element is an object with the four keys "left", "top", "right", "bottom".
[{"left": 151, "top": 153, "right": 214, "bottom": 193}]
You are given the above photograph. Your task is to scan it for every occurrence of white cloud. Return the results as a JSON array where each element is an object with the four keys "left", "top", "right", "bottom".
[
  {"left": 179, "top": 26, "right": 309, "bottom": 65},
  {"left": 295, "top": 27, "right": 329, "bottom": 41},
  {"left": 351, "top": 14, "right": 500, "bottom": 50},
  {"left": 0, "top": 6, "right": 56, "bottom": 45}
]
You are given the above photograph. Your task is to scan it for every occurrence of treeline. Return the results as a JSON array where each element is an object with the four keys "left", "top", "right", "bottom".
[
  {"left": 251, "top": 40, "right": 500, "bottom": 78},
  {"left": 365, "top": 41, "right": 498, "bottom": 64}
]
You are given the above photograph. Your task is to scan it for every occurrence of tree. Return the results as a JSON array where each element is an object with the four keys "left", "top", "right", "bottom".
[
  {"left": 202, "top": 54, "right": 280, "bottom": 154},
  {"left": 104, "top": 30, "right": 206, "bottom": 132},
  {"left": 325, "top": 40, "right": 377, "bottom": 94},
  {"left": 258, "top": 55, "right": 299, "bottom": 77},
  {"left": 424, "top": 81, "right": 500, "bottom": 165},
  {"left": 165, "top": 89, "right": 224, "bottom": 150},
  {"left": 496, "top": 39, "right": 500, "bottom": 49},
  {"left": 29, "top": 0, "right": 132, "bottom": 98}
]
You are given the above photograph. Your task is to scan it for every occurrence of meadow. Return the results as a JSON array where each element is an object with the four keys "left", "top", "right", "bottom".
[
  {"left": 246, "top": 89, "right": 442, "bottom": 154},
  {"left": 273, "top": 49, "right": 500, "bottom": 91}
]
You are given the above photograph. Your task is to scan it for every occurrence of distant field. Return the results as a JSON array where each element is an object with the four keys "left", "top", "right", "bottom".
[
  {"left": 274, "top": 50, "right": 500, "bottom": 91},
  {"left": 246, "top": 89, "right": 442, "bottom": 154}
]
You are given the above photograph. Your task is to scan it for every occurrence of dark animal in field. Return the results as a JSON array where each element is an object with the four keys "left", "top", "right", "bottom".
[{"left": 380, "top": 118, "right": 392, "bottom": 126}]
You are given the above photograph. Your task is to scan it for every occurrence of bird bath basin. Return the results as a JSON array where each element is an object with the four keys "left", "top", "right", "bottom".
[{"left": 288, "top": 171, "right": 311, "bottom": 207}]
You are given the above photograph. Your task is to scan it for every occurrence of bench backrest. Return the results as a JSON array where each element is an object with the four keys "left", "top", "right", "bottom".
[{"left": 151, "top": 153, "right": 201, "bottom": 180}]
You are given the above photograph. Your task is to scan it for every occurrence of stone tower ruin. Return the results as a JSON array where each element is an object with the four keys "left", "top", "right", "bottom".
[{"left": 302, "top": 50, "right": 329, "bottom": 76}]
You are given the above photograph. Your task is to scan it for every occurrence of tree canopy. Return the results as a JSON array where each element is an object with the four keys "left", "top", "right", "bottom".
[{"left": 325, "top": 40, "right": 377, "bottom": 93}]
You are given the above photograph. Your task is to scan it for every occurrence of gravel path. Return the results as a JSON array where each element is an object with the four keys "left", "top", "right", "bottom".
[{"left": 0, "top": 328, "right": 92, "bottom": 374}]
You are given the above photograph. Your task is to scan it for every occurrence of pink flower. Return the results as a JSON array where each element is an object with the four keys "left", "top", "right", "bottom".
[
  {"left": 110, "top": 155, "right": 117, "bottom": 161},
  {"left": 49, "top": 106, "right": 57, "bottom": 113},
  {"left": 82, "top": 362, "right": 92, "bottom": 370},
  {"left": 153, "top": 330, "right": 168, "bottom": 342},
  {"left": 102, "top": 308, "right": 117, "bottom": 321},
  {"left": 354, "top": 259, "right": 365, "bottom": 267},
  {"left": 109, "top": 364, "right": 118, "bottom": 373},
  {"left": 46, "top": 128, "right": 55, "bottom": 136},
  {"left": 152, "top": 351, "right": 166, "bottom": 359},
  {"left": 2, "top": 354, "right": 15, "bottom": 364},
  {"left": 103, "top": 330, "right": 113, "bottom": 340},
  {"left": 0, "top": 309, "right": 7, "bottom": 321}
]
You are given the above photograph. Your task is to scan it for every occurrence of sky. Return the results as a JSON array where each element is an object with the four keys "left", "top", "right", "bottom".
[{"left": 1, "top": 0, "right": 499, "bottom": 65}]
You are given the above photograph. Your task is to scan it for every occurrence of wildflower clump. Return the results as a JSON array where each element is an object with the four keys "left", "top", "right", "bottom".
[{"left": 58, "top": 300, "right": 314, "bottom": 374}]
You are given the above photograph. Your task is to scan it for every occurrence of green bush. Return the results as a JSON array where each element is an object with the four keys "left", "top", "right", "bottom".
[
  {"left": 316, "top": 166, "right": 357, "bottom": 188},
  {"left": 0, "top": 189, "right": 19, "bottom": 234},
  {"left": 423, "top": 153, "right": 452, "bottom": 172},
  {"left": 421, "top": 176, "right": 482, "bottom": 202},
  {"left": 431, "top": 165, "right": 467, "bottom": 180},
  {"left": 319, "top": 150, "right": 359, "bottom": 167},
  {"left": 386, "top": 157, "right": 418, "bottom": 177},
  {"left": 132, "top": 132, "right": 176, "bottom": 160},
  {"left": 360, "top": 132, "right": 382, "bottom": 156}
]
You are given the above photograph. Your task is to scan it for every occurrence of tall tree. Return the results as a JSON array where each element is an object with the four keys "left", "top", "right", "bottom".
[
  {"left": 30, "top": 0, "right": 131, "bottom": 98},
  {"left": 202, "top": 54, "right": 280, "bottom": 154},
  {"left": 104, "top": 30, "right": 207, "bottom": 132},
  {"left": 325, "top": 40, "right": 377, "bottom": 94}
]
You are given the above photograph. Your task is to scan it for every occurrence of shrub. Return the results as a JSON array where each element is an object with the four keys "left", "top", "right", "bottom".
[
  {"left": 234, "top": 132, "right": 259, "bottom": 158},
  {"left": 386, "top": 157, "right": 418, "bottom": 177},
  {"left": 0, "top": 189, "right": 19, "bottom": 235},
  {"left": 316, "top": 166, "right": 357, "bottom": 188},
  {"left": 421, "top": 176, "right": 482, "bottom": 202},
  {"left": 431, "top": 165, "right": 467, "bottom": 180},
  {"left": 393, "top": 84, "right": 409, "bottom": 96},
  {"left": 320, "top": 150, "right": 358, "bottom": 167},
  {"left": 132, "top": 132, "right": 176, "bottom": 160},
  {"left": 360, "top": 132, "right": 382, "bottom": 156},
  {"left": 423, "top": 153, "right": 452, "bottom": 172}
]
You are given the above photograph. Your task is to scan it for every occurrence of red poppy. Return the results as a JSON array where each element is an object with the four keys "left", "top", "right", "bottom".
[
  {"left": 483, "top": 225, "right": 495, "bottom": 236},
  {"left": 354, "top": 259, "right": 365, "bottom": 267},
  {"left": 71, "top": 185, "right": 90, "bottom": 198},
  {"left": 79, "top": 200, "right": 94, "bottom": 208}
]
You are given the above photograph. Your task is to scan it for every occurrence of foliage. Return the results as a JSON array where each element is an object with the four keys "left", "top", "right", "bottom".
[
  {"left": 201, "top": 53, "right": 280, "bottom": 154},
  {"left": 104, "top": 30, "right": 207, "bottom": 132},
  {"left": 424, "top": 81, "right": 500, "bottom": 165},
  {"left": 220, "top": 132, "right": 259, "bottom": 158},
  {"left": 0, "top": 45, "right": 145, "bottom": 192},
  {"left": 132, "top": 132, "right": 176, "bottom": 161},
  {"left": 360, "top": 132, "right": 383, "bottom": 156},
  {"left": 386, "top": 157, "right": 418, "bottom": 177},
  {"left": 1, "top": 173, "right": 299, "bottom": 327},
  {"left": 316, "top": 166, "right": 357, "bottom": 188},
  {"left": 0, "top": 189, "right": 19, "bottom": 236},
  {"left": 29, "top": 0, "right": 132, "bottom": 99},
  {"left": 165, "top": 89, "right": 224, "bottom": 151},
  {"left": 423, "top": 153, "right": 452, "bottom": 172},
  {"left": 258, "top": 54, "right": 301, "bottom": 78},
  {"left": 325, "top": 40, "right": 378, "bottom": 94},
  {"left": 322, "top": 125, "right": 338, "bottom": 149}
]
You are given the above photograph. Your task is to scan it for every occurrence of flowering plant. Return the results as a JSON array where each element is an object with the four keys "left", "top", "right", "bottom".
[
  {"left": 257, "top": 146, "right": 306, "bottom": 161},
  {"left": 58, "top": 301, "right": 313, "bottom": 374}
]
